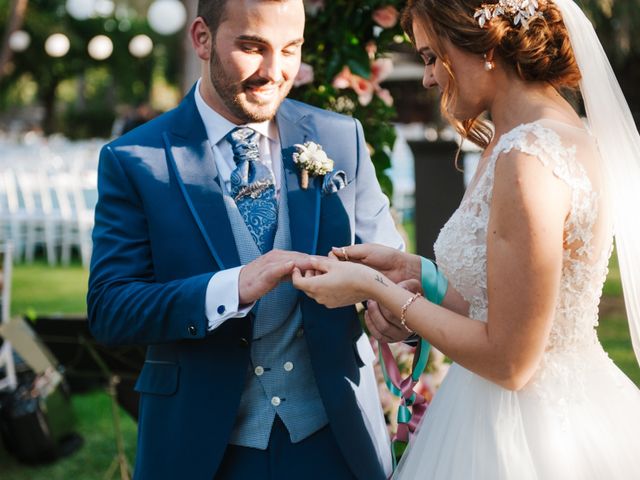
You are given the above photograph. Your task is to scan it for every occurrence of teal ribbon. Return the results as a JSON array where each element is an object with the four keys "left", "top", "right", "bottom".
[
  {"left": 421, "top": 256, "right": 448, "bottom": 305},
  {"left": 379, "top": 257, "right": 449, "bottom": 471},
  {"left": 379, "top": 337, "right": 431, "bottom": 471}
]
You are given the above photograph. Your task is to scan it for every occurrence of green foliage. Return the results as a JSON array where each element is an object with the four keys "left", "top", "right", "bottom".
[
  {"left": 62, "top": 101, "right": 116, "bottom": 139},
  {"left": 290, "top": 1, "right": 408, "bottom": 198}
]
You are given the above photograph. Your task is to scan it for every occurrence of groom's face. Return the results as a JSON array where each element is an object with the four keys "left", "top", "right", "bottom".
[{"left": 207, "top": 0, "right": 305, "bottom": 124}]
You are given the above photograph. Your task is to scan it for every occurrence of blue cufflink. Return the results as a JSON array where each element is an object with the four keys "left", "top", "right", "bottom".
[{"left": 217, "top": 305, "right": 226, "bottom": 315}]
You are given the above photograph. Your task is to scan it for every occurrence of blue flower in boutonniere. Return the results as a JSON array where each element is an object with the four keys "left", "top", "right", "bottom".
[{"left": 293, "top": 141, "right": 334, "bottom": 189}]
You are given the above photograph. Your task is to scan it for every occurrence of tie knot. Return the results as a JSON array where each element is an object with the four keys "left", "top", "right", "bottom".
[{"left": 226, "top": 127, "right": 260, "bottom": 164}]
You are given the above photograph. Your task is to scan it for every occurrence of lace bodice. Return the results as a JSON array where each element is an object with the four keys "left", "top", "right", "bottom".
[{"left": 434, "top": 121, "right": 613, "bottom": 373}]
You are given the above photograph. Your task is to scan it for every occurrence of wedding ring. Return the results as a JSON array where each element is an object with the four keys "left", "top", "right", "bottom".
[{"left": 341, "top": 247, "right": 350, "bottom": 262}]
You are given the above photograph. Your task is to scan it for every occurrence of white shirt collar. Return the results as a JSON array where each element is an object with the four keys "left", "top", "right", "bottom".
[{"left": 194, "top": 78, "right": 277, "bottom": 145}]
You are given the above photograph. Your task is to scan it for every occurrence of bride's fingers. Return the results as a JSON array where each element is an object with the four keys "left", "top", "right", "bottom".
[
  {"left": 331, "top": 246, "right": 355, "bottom": 261},
  {"left": 292, "top": 268, "right": 308, "bottom": 290},
  {"left": 331, "top": 245, "right": 374, "bottom": 263},
  {"left": 309, "top": 255, "right": 335, "bottom": 273},
  {"left": 292, "top": 268, "right": 321, "bottom": 295},
  {"left": 291, "top": 267, "right": 302, "bottom": 281}
]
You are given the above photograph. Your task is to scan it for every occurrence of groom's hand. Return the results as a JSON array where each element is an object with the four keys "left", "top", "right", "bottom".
[
  {"left": 238, "top": 250, "right": 310, "bottom": 305},
  {"left": 365, "top": 278, "right": 423, "bottom": 343}
]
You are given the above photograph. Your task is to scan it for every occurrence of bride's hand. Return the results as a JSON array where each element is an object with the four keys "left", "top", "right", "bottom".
[
  {"left": 331, "top": 244, "right": 420, "bottom": 284},
  {"left": 292, "top": 256, "right": 375, "bottom": 308}
]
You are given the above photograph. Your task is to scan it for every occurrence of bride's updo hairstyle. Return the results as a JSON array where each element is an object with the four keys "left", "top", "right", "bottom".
[{"left": 401, "top": 0, "right": 581, "bottom": 148}]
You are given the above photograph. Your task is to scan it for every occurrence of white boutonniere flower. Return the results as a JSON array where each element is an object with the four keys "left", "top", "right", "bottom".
[{"left": 293, "top": 141, "right": 334, "bottom": 189}]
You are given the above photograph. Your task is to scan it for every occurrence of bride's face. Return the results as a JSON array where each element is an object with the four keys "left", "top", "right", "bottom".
[{"left": 412, "top": 18, "right": 490, "bottom": 121}]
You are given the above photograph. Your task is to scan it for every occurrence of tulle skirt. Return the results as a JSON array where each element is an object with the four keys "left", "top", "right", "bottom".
[{"left": 393, "top": 343, "right": 640, "bottom": 479}]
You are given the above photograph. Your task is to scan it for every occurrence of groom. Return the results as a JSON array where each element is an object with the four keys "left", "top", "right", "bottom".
[{"left": 87, "top": 0, "right": 404, "bottom": 479}]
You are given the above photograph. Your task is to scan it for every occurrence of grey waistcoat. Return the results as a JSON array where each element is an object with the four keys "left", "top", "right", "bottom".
[{"left": 223, "top": 169, "right": 328, "bottom": 449}]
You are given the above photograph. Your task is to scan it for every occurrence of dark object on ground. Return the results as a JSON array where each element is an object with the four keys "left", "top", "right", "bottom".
[{"left": 0, "top": 375, "right": 83, "bottom": 464}]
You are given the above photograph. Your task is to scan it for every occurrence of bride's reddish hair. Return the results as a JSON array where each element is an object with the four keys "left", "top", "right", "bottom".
[{"left": 401, "top": 0, "right": 581, "bottom": 148}]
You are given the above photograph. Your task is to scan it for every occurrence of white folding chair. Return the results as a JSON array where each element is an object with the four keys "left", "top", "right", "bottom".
[
  {"left": 0, "top": 242, "right": 17, "bottom": 392},
  {"left": 16, "top": 170, "right": 62, "bottom": 265},
  {"left": 1, "top": 170, "right": 28, "bottom": 262},
  {"left": 73, "top": 169, "right": 97, "bottom": 268}
]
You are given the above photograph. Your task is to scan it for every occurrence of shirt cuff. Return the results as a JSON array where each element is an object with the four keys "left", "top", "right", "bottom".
[{"left": 205, "top": 266, "right": 255, "bottom": 332}]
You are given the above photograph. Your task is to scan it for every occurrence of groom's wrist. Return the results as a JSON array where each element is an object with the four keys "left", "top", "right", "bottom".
[{"left": 405, "top": 254, "right": 422, "bottom": 283}]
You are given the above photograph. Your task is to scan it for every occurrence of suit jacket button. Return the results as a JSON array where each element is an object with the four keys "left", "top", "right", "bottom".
[
  {"left": 188, "top": 325, "right": 198, "bottom": 336},
  {"left": 239, "top": 337, "right": 249, "bottom": 348}
]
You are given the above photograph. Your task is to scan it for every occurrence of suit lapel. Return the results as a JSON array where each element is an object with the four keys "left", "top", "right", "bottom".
[
  {"left": 164, "top": 88, "right": 240, "bottom": 270},
  {"left": 277, "top": 101, "right": 321, "bottom": 255}
]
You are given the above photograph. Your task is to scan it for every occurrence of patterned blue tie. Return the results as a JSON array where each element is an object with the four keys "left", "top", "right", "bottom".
[{"left": 226, "top": 127, "right": 278, "bottom": 253}]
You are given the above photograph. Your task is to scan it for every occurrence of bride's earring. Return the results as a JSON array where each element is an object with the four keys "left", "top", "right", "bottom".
[{"left": 483, "top": 54, "right": 495, "bottom": 71}]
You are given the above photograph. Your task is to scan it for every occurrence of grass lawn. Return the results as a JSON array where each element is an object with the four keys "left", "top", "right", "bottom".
[
  {"left": 1, "top": 252, "right": 638, "bottom": 478},
  {"left": 11, "top": 262, "right": 89, "bottom": 318}
]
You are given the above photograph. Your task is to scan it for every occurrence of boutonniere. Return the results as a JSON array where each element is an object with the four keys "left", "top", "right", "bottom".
[{"left": 293, "top": 141, "right": 334, "bottom": 189}]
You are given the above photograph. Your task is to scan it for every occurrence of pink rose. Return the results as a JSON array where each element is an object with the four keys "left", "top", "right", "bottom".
[
  {"left": 377, "top": 88, "right": 394, "bottom": 107},
  {"left": 350, "top": 75, "right": 375, "bottom": 106},
  {"left": 294, "top": 62, "right": 315, "bottom": 87},
  {"left": 332, "top": 59, "right": 395, "bottom": 108},
  {"left": 371, "top": 57, "right": 394, "bottom": 84},
  {"left": 332, "top": 66, "right": 353, "bottom": 90},
  {"left": 373, "top": 5, "right": 399, "bottom": 29}
]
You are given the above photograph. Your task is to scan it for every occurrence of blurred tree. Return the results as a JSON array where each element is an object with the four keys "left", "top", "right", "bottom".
[
  {"left": 0, "top": 0, "right": 182, "bottom": 135},
  {"left": 580, "top": 0, "right": 640, "bottom": 120},
  {"left": 181, "top": 0, "right": 199, "bottom": 91},
  {"left": 1, "top": 0, "right": 639, "bottom": 155}
]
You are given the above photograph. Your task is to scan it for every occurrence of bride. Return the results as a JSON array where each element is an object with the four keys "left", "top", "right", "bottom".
[{"left": 292, "top": 0, "right": 640, "bottom": 478}]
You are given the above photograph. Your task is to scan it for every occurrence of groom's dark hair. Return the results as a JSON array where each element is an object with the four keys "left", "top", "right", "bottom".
[{"left": 198, "top": 0, "right": 291, "bottom": 35}]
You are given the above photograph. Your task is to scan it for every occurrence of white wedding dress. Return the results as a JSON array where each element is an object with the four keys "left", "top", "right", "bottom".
[{"left": 394, "top": 120, "right": 640, "bottom": 479}]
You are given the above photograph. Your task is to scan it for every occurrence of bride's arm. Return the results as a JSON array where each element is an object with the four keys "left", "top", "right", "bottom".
[{"left": 372, "top": 150, "right": 571, "bottom": 390}]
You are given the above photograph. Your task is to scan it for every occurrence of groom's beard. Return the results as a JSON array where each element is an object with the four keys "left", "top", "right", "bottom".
[{"left": 209, "top": 49, "right": 292, "bottom": 124}]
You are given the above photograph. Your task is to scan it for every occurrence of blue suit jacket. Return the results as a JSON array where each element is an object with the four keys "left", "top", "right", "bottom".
[{"left": 88, "top": 87, "right": 398, "bottom": 479}]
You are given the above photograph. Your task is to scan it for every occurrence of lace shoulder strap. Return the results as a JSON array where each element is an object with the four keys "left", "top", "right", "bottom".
[
  {"left": 490, "top": 121, "right": 600, "bottom": 261},
  {"left": 491, "top": 121, "right": 593, "bottom": 194}
]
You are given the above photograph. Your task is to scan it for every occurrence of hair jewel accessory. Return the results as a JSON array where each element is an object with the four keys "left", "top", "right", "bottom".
[{"left": 474, "top": 0, "right": 543, "bottom": 30}]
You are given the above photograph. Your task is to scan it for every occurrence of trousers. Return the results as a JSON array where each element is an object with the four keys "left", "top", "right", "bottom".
[{"left": 215, "top": 416, "right": 356, "bottom": 479}]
